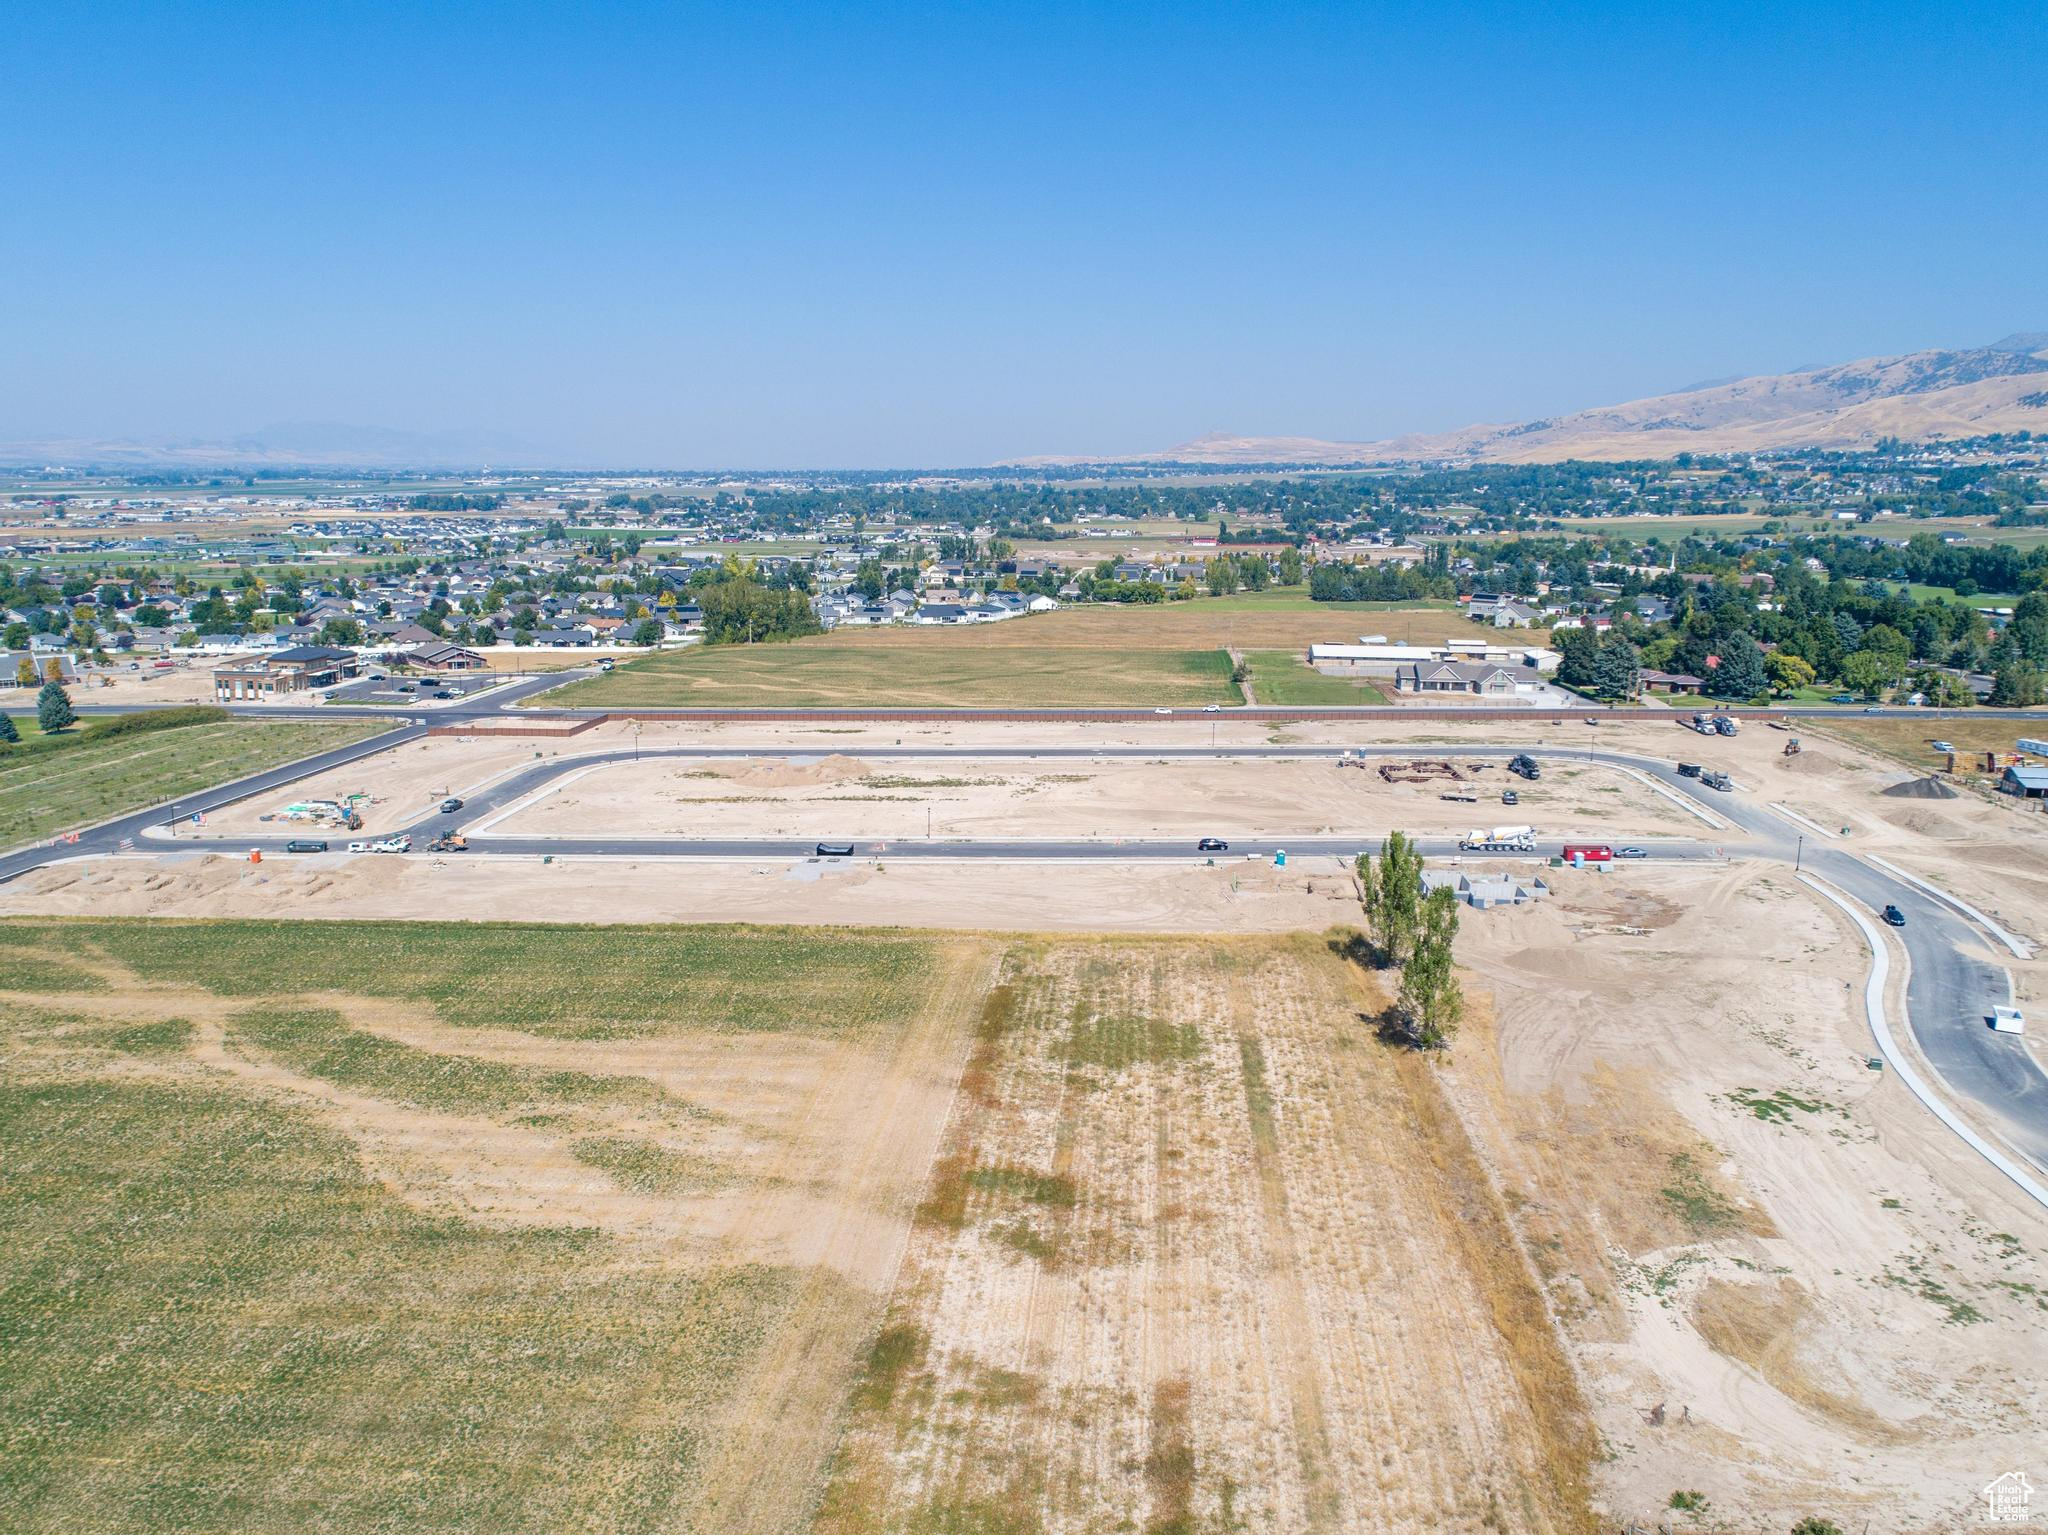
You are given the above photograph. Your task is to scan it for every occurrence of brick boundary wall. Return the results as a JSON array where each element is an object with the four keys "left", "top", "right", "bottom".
[{"left": 453, "top": 705, "right": 1794, "bottom": 728}]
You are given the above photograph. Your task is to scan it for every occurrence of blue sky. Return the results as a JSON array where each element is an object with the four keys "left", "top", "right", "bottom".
[{"left": 4, "top": 1, "right": 2043, "bottom": 466}]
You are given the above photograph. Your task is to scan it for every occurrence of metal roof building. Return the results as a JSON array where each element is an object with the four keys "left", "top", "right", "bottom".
[{"left": 2001, "top": 765, "right": 2048, "bottom": 798}]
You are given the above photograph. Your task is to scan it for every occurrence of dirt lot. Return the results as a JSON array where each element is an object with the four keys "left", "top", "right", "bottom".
[
  {"left": 0, "top": 850, "right": 1367, "bottom": 933},
  {"left": 54, "top": 661, "right": 221, "bottom": 708},
  {"left": 484, "top": 752, "right": 1690, "bottom": 843},
  {"left": 191, "top": 730, "right": 611, "bottom": 837},
  {"left": 1441, "top": 860, "right": 2048, "bottom": 1531}
]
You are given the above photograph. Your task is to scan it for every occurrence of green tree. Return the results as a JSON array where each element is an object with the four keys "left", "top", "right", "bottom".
[
  {"left": 1838, "top": 651, "right": 1892, "bottom": 699},
  {"left": 37, "top": 680, "right": 75, "bottom": 733},
  {"left": 1764, "top": 651, "right": 1816, "bottom": 694},
  {"left": 1706, "top": 632, "right": 1767, "bottom": 699},
  {"left": 1395, "top": 886, "right": 1464, "bottom": 1049},
  {"left": 1790, "top": 1520, "right": 1843, "bottom": 1535},
  {"left": 0, "top": 712, "right": 17, "bottom": 745},
  {"left": 631, "top": 618, "right": 662, "bottom": 646},
  {"left": 1554, "top": 627, "right": 1600, "bottom": 690},
  {"left": 1359, "top": 831, "right": 1425, "bottom": 967},
  {"left": 1592, "top": 637, "right": 1641, "bottom": 701},
  {"left": 1989, "top": 661, "right": 2046, "bottom": 708}
]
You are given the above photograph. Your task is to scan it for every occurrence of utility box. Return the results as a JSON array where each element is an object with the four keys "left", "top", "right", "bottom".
[{"left": 1992, "top": 1006, "right": 2026, "bottom": 1035}]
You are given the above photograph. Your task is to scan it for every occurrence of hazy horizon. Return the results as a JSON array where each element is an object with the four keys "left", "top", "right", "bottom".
[{"left": 5, "top": 1, "right": 2044, "bottom": 468}]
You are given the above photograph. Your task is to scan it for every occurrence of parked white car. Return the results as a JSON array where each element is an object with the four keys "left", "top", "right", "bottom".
[{"left": 347, "top": 840, "right": 370, "bottom": 854}]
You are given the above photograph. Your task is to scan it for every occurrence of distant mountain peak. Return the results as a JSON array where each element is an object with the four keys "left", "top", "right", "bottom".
[
  {"left": 1988, "top": 331, "right": 2048, "bottom": 357},
  {"left": 1022, "top": 334, "right": 2048, "bottom": 468}
]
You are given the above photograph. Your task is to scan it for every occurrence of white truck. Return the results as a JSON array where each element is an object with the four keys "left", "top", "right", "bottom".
[{"left": 1460, "top": 824, "right": 1537, "bottom": 852}]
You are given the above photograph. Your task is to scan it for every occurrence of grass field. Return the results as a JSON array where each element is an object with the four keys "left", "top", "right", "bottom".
[
  {"left": 0, "top": 720, "right": 390, "bottom": 850},
  {"left": 548, "top": 642, "right": 1238, "bottom": 708},
  {"left": 546, "top": 595, "right": 1463, "bottom": 708},
  {"left": 0, "top": 919, "right": 987, "bottom": 1534},
  {"left": 1807, "top": 716, "right": 2041, "bottom": 777},
  {"left": 4, "top": 918, "right": 940, "bottom": 1037},
  {"left": 0, "top": 919, "right": 1593, "bottom": 1534},
  {"left": 1899, "top": 583, "right": 2018, "bottom": 610},
  {"left": 1474, "top": 510, "right": 2048, "bottom": 551},
  {"left": 1244, "top": 649, "right": 1391, "bottom": 705}
]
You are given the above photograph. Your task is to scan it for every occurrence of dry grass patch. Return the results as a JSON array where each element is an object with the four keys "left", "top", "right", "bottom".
[{"left": 822, "top": 933, "right": 1596, "bottom": 1535}]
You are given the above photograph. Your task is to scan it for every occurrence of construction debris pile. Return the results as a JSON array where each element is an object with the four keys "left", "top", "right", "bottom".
[{"left": 1374, "top": 759, "right": 1464, "bottom": 784}]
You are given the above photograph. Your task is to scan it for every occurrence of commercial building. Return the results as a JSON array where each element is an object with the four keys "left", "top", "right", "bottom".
[{"left": 213, "top": 644, "right": 359, "bottom": 701}]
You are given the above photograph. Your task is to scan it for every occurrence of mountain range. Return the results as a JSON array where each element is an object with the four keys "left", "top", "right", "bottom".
[
  {"left": 7, "top": 336, "right": 2046, "bottom": 473},
  {"left": 1019, "top": 332, "right": 2048, "bottom": 467}
]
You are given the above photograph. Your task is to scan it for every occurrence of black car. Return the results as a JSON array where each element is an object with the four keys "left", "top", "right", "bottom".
[
  {"left": 284, "top": 838, "right": 330, "bottom": 854},
  {"left": 815, "top": 842, "right": 855, "bottom": 858},
  {"left": 1501, "top": 789, "right": 1519, "bottom": 806},
  {"left": 440, "top": 797, "right": 464, "bottom": 813},
  {"left": 1882, "top": 904, "right": 1907, "bottom": 927},
  {"left": 1197, "top": 837, "right": 1229, "bottom": 852}
]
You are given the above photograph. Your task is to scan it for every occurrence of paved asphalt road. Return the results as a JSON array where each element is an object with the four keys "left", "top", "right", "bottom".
[
  {"left": 0, "top": 717, "right": 426, "bottom": 882},
  {"left": 6, "top": 674, "right": 2045, "bottom": 1173}
]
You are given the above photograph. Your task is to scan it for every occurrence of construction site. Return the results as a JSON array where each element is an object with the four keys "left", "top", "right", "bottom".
[{"left": 3, "top": 707, "right": 2046, "bottom": 1534}]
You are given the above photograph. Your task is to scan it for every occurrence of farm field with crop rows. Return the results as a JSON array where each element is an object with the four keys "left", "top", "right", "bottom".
[{"left": 0, "top": 918, "right": 1589, "bottom": 1534}]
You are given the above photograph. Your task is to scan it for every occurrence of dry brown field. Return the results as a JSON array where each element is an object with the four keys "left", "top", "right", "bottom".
[{"left": 4, "top": 708, "right": 2048, "bottom": 1533}]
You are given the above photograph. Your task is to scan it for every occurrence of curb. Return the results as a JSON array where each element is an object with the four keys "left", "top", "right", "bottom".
[{"left": 1798, "top": 872, "right": 2048, "bottom": 1212}]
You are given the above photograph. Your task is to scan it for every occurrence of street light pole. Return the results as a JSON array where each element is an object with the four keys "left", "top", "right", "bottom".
[{"left": 1795, "top": 833, "right": 1803, "bottom": 873}]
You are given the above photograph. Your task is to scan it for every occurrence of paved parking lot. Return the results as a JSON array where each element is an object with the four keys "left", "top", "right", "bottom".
[{"left": 324, "top": 671, "right": 504, "bottom": 706}]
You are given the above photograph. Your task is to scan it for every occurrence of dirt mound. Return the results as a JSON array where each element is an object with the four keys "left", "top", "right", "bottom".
[
  {"left": 1779, "top": 749, "right": 1841, "bottom": 776},
  {"left": 729, "top": 754, "right": 872, "bottom": 789},
  {"left": 1880, "top": 775, "right": 1959, "bottom": 800}
]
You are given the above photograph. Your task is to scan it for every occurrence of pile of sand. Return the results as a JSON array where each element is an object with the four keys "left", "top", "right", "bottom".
[
  {"left": 726, "top": 755, "right": 872, "bottom": 789},
  {"left": 1778, "top": 748, "right": 1843, "bottom": 776},
  {"left": 1880, "top": 775, "right": 1960, "bottom": 799}
]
